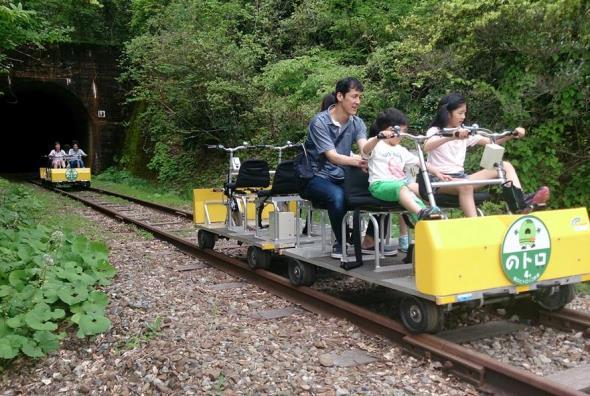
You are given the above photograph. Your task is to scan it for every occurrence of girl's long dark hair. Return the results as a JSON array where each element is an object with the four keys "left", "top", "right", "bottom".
[
  {"left": 320, "top": 93, "right": 336, "bottom": 111},
  {"left": 369, "top": 108, "right": 409, "bottom": 138},
  {"left": 429, "top": 92, "right": 467, "bottom": 129}
]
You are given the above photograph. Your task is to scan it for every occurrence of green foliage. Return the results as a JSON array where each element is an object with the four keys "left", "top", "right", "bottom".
[
  {"left": 1, "top": 0, "right": 130, "bottom": 73},
  {"left": 0, "top": 181, "right": 116, "bottom": 359},
  {"left": 0, "top": 1, "right": 69, "bottom": 71},
  {"left": 21, "top": 0, "right": 130, "bottom": 44},
  {"left": 0, "top": 182, "right": 42, "bottom": 229}
]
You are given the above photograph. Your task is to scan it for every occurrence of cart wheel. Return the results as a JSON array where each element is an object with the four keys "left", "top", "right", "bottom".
[
  {"left": 399, "top": 297, "right": 443, "bottom": 333},
  {"left": 287, "top": 258, "right": 316, "bottom": 287},
  {"left": 247, "top": 246, "right": 271, "bottom": 270},
  {"left": 533, "top": 284, "right": 576, "bottom": 311},
  {"left": 197, "top": 230, "right": 216, "bottom": 249}
]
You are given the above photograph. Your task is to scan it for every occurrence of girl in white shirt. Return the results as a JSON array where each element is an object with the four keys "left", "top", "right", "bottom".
[
  {"left": 361, "top": 108, "right": 449, "bottom": 245},
  {"left": 424, "top": 93, "right": 549, "bottom": 216},
  {"left": 48, "top": 142, "right": 66, "bottom": 168}
]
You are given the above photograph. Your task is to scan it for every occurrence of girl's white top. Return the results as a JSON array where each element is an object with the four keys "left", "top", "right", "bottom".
[
  {"left": 426, "top": 127, "right": 483, "bottom": 174},
  {"left": 49, "top": 149, "right": 66, "bottom": 159},
  {"left": 364, "top": 140, "right": 419, "bottom": 184},
  {"left": 68, "top": 148, "right": 86, "bottom": 160}
]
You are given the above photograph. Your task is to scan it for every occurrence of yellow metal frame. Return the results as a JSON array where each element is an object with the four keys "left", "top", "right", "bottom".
[
  {"left": 192, "top": 188, "right": 295, "bottom": 224},
  {"left": 415, "top": 208, "right": 590, "bottom": 303},
  {"left": 39, "top": 167, "right": 91, "bottom": 183}
]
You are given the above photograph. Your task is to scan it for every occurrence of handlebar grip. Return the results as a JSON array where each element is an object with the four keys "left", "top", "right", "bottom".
[
  {"left": 439, "top": 131, "right": 459, "bottom": 138},
  {"left": 205, "top": 145, "right": 218, "bottom": 149}
]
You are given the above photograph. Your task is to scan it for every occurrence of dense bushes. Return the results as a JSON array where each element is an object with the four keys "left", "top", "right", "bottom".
[
  {"left": 122, "top": 0, "right": 589, "bottom": 207},
  {"left": 0, "top": 181, "right": 115, "bottom": 359}
]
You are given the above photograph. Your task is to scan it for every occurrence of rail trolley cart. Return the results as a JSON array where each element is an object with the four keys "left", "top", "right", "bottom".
[
  {"left": 39, "top": 155, "right": 91, "bottom": 189},
  {"left": 193, "top": 129, "right": 590, "bottom": 333},
  {"left": 193, "top": 142, "right": 319, "bottom": 270}
]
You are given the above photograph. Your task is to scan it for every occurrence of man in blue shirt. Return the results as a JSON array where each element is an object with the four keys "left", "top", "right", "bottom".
[{"left": 303, "top": 77, "right": 368, "bottom": 258}]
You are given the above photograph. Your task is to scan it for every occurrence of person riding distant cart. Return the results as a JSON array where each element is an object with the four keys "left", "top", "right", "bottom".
[
  {"left": 68, "top": 141, "right": 87, "bottom": 168},
  {"left": 48, "top": 142, "right": 67, "bottom": 168}
]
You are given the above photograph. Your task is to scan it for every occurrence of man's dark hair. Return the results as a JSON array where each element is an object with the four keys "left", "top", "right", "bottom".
[
  {"left": 333, "top": 77, "right": 364, "bottom": 103},
  {"left": 369, "top": 108, "right": 409, "bottom": 138},
  {"left": 72, "top": 140, "right": 79, "bottom": 146}
]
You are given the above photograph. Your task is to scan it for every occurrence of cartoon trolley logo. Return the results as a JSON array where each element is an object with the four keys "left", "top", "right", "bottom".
[
  {"left": 65, "top": 168, "right": 78, "bottom": 182},
  {"left": 501, "top": 216, "right": 551, "bottom": 285}
]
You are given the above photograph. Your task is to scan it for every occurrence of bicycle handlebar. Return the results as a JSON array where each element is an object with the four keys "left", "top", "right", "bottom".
[
  {"left": 45, "top": 154, "right": 87, "bottom": 159},
  {"left": 205, "top": 141, "right": 301, "bottom": 152},
  {"left": 439, "top": 124, "right": 519, "bottom": 139}
]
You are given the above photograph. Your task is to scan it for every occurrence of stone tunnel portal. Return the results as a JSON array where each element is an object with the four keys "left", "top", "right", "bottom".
[{"left": 0, "top": 80, "right": 91, "bottom": 173}]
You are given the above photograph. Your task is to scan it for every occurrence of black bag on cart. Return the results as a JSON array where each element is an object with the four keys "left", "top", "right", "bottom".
[{"left": 294, "top": 146, "right": 315, "bottom": 193}]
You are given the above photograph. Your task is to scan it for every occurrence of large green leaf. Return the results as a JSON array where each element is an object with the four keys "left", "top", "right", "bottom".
[
  {"left": 77, "top": 314, "right": 111, "bottom": 338},
  {"left": 34, "top": 331, "right": 62, "bottom": 353},
  {"left": 57, "top": 282, "right": 89, "bottom": 305},
  {"left": 0, "top": 285, "right": 13, "bottom": 297},
  {"left": 0, "top": 337, "right": 19, "bottom": 359},
  {"left": 23, "top": 303, "right": 65, "bottom": 331}
]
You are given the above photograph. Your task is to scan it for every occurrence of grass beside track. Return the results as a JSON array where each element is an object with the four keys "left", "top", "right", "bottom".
[
  {"left": 0, "top": 178, "right": 109, "bottom": 242},
  {"left": 93, "top": 169, "right": 192, "bottom": 211}
]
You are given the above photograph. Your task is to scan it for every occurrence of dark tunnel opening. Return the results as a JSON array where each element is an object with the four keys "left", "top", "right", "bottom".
[{"left": 0, "top": 80, "right": 90, "bottom": 173}]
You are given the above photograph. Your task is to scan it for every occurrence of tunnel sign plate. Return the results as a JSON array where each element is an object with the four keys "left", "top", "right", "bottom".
[
  {"left": 501, "top": 215, "right": 551, "bottom": 285},
  {"left": 65, "top": 168, "right": 78, "bottom": 182}
]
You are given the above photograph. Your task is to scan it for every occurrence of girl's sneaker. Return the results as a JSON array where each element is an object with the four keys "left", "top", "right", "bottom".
[
  {"left": 398, "top": 235, "right": 409, "bottom": 253},
  {"left": 522, "top": 186, "right": 550, "bottom": 214}
]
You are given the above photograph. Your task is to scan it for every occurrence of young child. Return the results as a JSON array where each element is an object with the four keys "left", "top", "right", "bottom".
[
  {"left": 48, "top": 142, "right": 67, "bottom": 169},
  {"left": 68, "top": 141, "right": 87, "bottom": 168},
  {"left": 423, "top": 92, "right": 549, "bottom": 215},
  {"left": 362, "top": 108, "right": 449, "bottom": 238}
]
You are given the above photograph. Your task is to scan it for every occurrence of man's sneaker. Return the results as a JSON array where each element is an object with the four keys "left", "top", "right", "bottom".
[
  {"left": 521, "top": 186, "right": 550, "bottom": 214},
  {"left": 331, "top": 242, "right": 343, "bottom": 259},
  {"left": 361, "top": 244, "right": 397, "bottom": 256},
  {"left": 398, "top": 235, "right": 409, "bottom": 253},
  {"left": 418, "top": 206, "right": 443, "bottom": 220}
]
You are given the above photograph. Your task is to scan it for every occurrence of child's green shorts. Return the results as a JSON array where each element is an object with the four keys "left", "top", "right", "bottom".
[
  {"left": 369, "top": 180, "right": 426, "bottom": 209},
  {"left": 369, "top": 180, "right": 408, "bottom": 202}
]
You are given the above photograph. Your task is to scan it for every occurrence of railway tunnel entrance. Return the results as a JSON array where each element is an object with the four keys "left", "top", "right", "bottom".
[{"left": 0, "top": 80, "right": 91, "bottom": 173}]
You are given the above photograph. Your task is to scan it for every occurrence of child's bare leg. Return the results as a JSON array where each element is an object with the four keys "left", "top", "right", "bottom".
[
  {"left": 437, "top": 184, "right": 477, "bottom": 217},
  {"left": 399, "top": 187, "right": 423, "bottom": 214},
  {"left": 469, "top": 161, "right": 521, "bottom": 189}
]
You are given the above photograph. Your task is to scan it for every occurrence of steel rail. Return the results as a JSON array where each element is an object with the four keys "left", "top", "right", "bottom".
[
  {"left": 39, "top": 185, "right": 586, "bottom": 396},
  {"left": 539, "top": 308, "right": 590, "bottom": 337}
]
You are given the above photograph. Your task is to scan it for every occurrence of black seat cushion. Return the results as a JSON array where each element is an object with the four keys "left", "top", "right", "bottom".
[
  {"left": 257, "top": 160, "right": 299, "bottom": 197},
  {"left": 270, "top": 160, "right": 299, "bottom": 195},
  {"left": 416, "top": 171, "right": 490, "bottom": 207},
  {"left": 228, "top": 159, "right": 270, "bottom": 190},
  {"left": 343, "top": 166, "right": 405, "bottom": 211}
]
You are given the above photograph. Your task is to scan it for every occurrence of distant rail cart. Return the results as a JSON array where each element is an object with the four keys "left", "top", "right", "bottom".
[{"left": 39, "top": 155, "right": 91, "bottom": 189}]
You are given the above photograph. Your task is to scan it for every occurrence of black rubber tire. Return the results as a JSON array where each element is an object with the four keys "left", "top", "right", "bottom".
[
  {"left": 197, "top": 230, "right": 216, "bottom": 250},
  {"left": 399, "top": 296, "right": 443, "bottom": 334},
  {"left": 534, "top": 284, "right": 576, "bottom": 311},
  {"left": 247, "top": 246, "right": 272, "bottom": 270},
  {"left": 287, "top": 258, "right": 316, "bottom": 287}
]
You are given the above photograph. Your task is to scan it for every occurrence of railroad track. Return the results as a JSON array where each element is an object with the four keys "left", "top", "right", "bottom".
[{"left": 35, "top": 183, "right": 590, "bottom": 395}]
